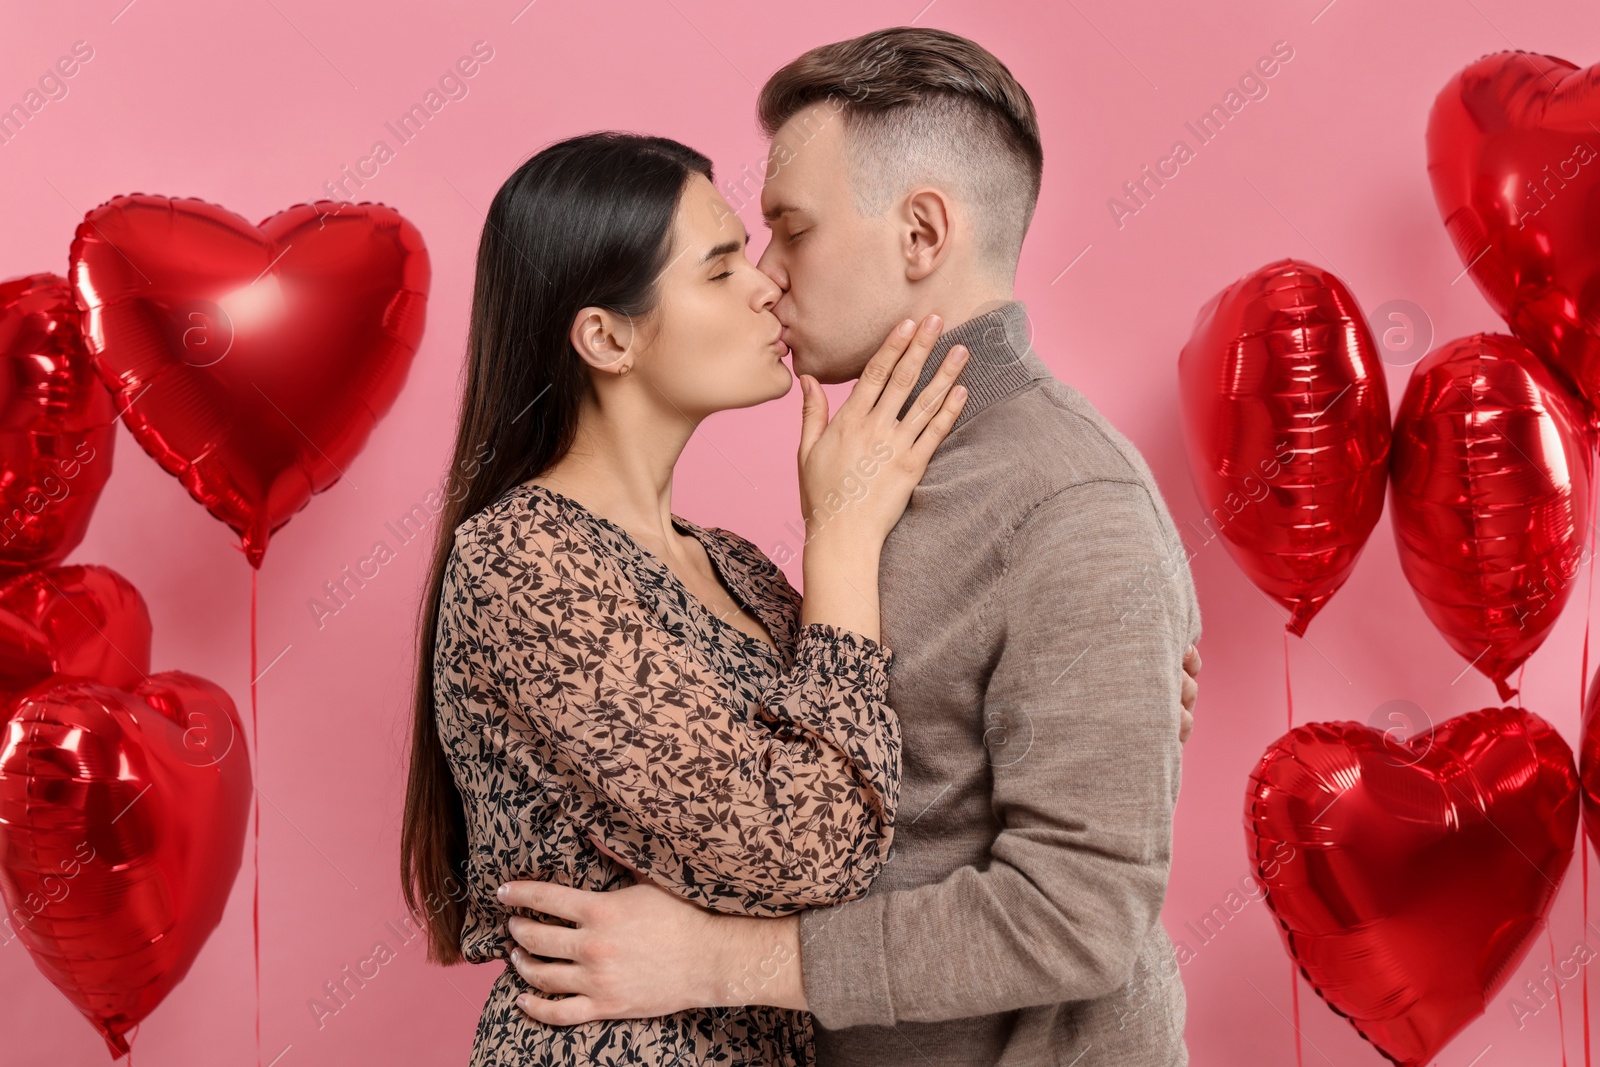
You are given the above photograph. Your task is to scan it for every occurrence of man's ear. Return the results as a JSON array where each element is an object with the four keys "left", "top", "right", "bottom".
[
  {"left": 569, "top": 307, "right": 636, "bottom": 374},
  {"left": 900, "top": 186, "right": 955, "bottom": 283}
]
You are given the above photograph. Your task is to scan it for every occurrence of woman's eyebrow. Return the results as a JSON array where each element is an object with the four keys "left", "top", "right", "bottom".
[{"left": 699, "top": 229, "right": 750, "bottom": 264}]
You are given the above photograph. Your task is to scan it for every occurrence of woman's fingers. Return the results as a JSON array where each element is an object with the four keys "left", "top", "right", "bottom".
[
  {"left": 898, "top": 344, "right": 969, "bottom": 436},
  {"left": 835, "top": 317, "right": 916, "bottom": 417},
  {"left": 837, "top": 314, "right": 941, "bottom": 419},
  {"left": 870, "top": 314, "right": 945, "bottom": 420},
  {"left": 796, "top": 374, "right": 828, "bottom": 462},
  {"left": 906, "top": 383, "right": 969, "bottom": 466}
]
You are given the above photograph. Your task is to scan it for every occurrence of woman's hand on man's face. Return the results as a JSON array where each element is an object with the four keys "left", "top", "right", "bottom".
[{"left": 794, "top": 313, "right": 968, "bottom": 553}]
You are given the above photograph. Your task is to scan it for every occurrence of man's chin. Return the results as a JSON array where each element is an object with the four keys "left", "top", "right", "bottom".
[{"left": 791, "top": 352, "right": 847, "bottom": 385}]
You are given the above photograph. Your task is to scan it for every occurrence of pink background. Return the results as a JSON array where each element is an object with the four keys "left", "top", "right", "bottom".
[{"left": 3, "top": 0, "right": 1598, "bottom": 1063}]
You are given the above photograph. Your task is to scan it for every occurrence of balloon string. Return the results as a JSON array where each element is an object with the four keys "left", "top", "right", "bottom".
[
  {"left": 1552, "top": 929, "right": 1571, "bottom": 1067},
  {"left": 1283, "top": 630, "right": 1302, "bottom": 1067},
  {"left": 251, "top": 566, "right": 262, "bottom": 1067},
  {"left": 1580, "top": 444, "right": 1598, "bottom": 1067},
  {"left": 1289, "top": 957, "right": 1303, "bottom": 1067},
  {"left": 1585, "top": 831, "right": 1593, "bottom": 1067},
  {"left": 1283, "top": 627, "right": 1294, "bottom": 732}
]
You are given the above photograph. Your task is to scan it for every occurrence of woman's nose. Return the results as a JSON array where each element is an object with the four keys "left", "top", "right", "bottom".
[{"left": 752, "top": 265, "right": 782, "bottom": 312}]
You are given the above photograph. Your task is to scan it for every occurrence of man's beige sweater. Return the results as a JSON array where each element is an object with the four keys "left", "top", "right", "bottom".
[{"left": 799, "top": 300, "right": 1200, "bottom": 1066}]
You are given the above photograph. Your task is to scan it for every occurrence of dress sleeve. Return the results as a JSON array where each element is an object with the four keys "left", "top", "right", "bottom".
[{"left": 450, "top": 510, "right": 900, "bottom": 915}]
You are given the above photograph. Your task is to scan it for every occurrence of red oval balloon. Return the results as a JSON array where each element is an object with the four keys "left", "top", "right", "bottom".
[
  {"left": 0, "top": 672, "right": 250, "bottom": 1057},
  {"left": 1178, "top": 258, "right": 1391, "bottom": 635},
  {"left": 69, "top": 195, "right": 430, "bottom": 567},
  {"left": 1390, "top": 334, "right": 1591, "bottom": 700},
  {"left": 1427, "top": 51, "right": 1600, "bottom": 423},
  {"left": 0, "top": 274, "right": 117, "bottom": 575},
  {"left": 1245, "top": 707, "right": 1578, "bottom": 1067}
]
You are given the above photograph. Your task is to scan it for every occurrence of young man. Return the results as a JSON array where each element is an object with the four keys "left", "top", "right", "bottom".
[{"left": 498, "top": 27, "right": 1202, "bottom": 1066}]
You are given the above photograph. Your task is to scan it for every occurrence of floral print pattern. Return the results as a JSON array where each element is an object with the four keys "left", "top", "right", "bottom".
[{"left": 431, "top": 481, "right": 901, "bottom": 1065}]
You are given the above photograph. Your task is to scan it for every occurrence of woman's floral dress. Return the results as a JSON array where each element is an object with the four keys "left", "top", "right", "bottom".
[{"left": 432, "top": 481, "right": 901, "bottom": 1065}]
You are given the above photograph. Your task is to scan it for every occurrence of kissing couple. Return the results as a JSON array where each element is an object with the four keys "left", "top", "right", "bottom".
[{"left": 405, "top": 24, "right": 1203, "bottom": 1067}]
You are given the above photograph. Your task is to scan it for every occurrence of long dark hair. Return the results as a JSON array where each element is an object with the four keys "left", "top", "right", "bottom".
[{"left": 402, "top": 132, "right": 713, "bottom": 964}]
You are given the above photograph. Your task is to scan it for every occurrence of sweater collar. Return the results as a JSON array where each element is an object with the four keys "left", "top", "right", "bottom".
[{"left": 892, "top": 299, "right": 1052, "bottom": 432}]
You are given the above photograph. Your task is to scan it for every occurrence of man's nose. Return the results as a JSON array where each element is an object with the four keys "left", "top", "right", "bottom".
[{"left": 755, "top": 241, "right": 787, "bottom": 292}]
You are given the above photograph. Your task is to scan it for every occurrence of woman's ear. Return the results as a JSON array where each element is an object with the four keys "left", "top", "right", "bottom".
[{"left": 569, "top": 307, "right": 635, "bottom": 375}]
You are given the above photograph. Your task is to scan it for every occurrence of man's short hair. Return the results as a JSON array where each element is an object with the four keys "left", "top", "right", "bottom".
[{"left": 757, "top": 27, "right": 1043, "bottom": 277}]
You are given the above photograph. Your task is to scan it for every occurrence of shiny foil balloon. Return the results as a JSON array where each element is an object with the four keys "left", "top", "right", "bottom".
[
  {"left": 1178, "top": 258, "right": 1391, "bottom": 635},
  {"left": 0, "top": 672, "right": 249, "bottom": 1057},
  {"left": 1245, "top": 708, "right": 1578, "bottom": 1067},
  {"left": 1390, "top": 334, "right": 1591, "bottom": 700},
  {"left": 0, "top": 565, "right": 151, "bottom": 717},
  {"left": 69, "top": 195, "right": 430, "bottom": 567},
  {"left": 1428, "top": 51, "right": 1600, "bottom": 423},
  {"left": 0, "top": 274, "right": 118, "bottom": 575}
]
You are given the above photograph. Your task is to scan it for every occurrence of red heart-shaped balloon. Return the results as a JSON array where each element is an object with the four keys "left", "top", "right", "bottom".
[
  {"left": 0, "top": 274, "right": 117, "bottom": 575},
  {"left": 69, "top": 195, "right": 429, "bottom": 567},
  {"left": 0, "top": 564, "right": 152, "bottom": 716},
  {"left": 1245, "top": 707, "right": 1578, "bottom": 1067},
  {"left": 1427, "top": 51, "right": 1600, "bottom": 421},
  {"left": 0, "top": 672, "right": 249, "bottom": 1057}
]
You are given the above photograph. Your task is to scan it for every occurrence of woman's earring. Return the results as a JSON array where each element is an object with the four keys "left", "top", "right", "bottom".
[{"left": 619, "top": 362, "right": 632, "bottom": 376}]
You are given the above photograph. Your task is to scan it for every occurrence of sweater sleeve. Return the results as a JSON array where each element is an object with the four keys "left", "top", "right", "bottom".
[
  {"left": 796, "top": 479, "right": 1192, "bottom": 1026},
  {"left": 451, "top": 515, "right": 901, "bottom": 915}
]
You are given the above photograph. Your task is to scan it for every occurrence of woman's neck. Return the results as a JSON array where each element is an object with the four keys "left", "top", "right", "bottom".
[{"left": 535, "top": 387, "right": 696, "bottom": 545}]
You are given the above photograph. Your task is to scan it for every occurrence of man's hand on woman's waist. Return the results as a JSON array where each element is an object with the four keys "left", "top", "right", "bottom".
[{"left": 498, "top": 834, "right": 805, "bottom": 1026}]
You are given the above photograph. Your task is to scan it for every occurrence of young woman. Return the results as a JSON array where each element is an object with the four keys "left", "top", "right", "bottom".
[{"left": 401, "top": 131, "right": 969, "bottom": 1066}]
